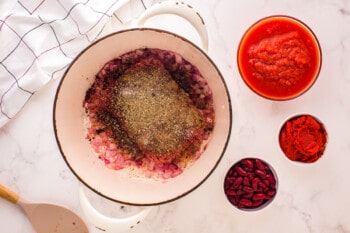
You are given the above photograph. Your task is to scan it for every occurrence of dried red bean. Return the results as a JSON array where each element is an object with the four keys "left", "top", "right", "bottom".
[
  {"left": 233, "top": 177, "right": 243, "bottom": 188},
  {"left": 237, "top": 190, "right": 245, "bottom": 196},
  {"left": 243, "top": 177, "right": 250, "bottom": 186},
  {"left": 242, "top": 159, "right": 254, "bottom": 169},
  {"left": 225, "top": 177, "right": 235, "bottom": 184},
  {"left": 228, "top": 170, "right": 233, "bottom": 176},
  {"left": 258, "top": 182, "right": 267, "bottom": 189},
  {"left": 252, "top": 199, "right": 264, "bottom": 207},
  {"left": 255, "top": 159, "right": 266, "bottom": 171},
  {"left": 255, "top": 169, "right": 266, "bottom": 178},
  {"left": 266, "top": 174, "right": 276, "bottom": 185},
  {"left": 252, "top": 177, "right": 260, "bottom": 190},
  {"left": 229, "top": 197, "right": 237, "bottom": 205},
  {"left": 243, "top": 186, "right": 254, "bottom": 193},
  {"left": 235, "top": 166, "right": 248, "bottom": 176},
  {"left": 243, "top": 192, "right": 253, "bottom": 199},
  {"left": 267, "top": 190, "right": 276, "bottom": 197},
  {"left": 256, "top": 187, "right": 263, "bottom": 193},
  {"left": 253, "top": 193, "right": 266, "bottom": 201},
  {"left": 239, "top": 199, "right": 253, "bottom": 207},
  {"left": 263, "top": 179, "right": 270, "bottom": 186},
  {"left": 247, "top": 173, "right": 254, "bottom": 180},
  {"left": 226, "top": 190, "right": 236, "bottom": 196}
]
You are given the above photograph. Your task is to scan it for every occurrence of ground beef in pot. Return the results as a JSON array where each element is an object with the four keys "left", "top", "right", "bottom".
[{"left": 83, "top": 48, "right": 215, "bottom": 179}]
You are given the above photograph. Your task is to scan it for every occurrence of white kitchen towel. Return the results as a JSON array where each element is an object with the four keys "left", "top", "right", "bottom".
[{"left": 0, "top": 0, "right": 160, "bottom": 128}]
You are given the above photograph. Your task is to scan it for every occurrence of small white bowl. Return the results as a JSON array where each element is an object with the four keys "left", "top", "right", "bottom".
[
  {"left": 278, "top": 113, "right": 328, "bottom": 164},
  {"left": 223, "top": 157, "right": 278, "bottom": 211}
]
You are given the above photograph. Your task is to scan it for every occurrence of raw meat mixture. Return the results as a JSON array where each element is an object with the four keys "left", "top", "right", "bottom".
[{"left": 83, "top": 48, "right": 215, "bottom": 179}]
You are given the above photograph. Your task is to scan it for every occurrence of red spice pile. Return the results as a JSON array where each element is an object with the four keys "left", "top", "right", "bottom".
[{"left": 279, "top": 115, "right": 327, "bottom": 163}]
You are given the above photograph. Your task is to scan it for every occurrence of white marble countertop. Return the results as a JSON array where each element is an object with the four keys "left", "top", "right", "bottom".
[{"left": 1, "top": 0, "right": 350, "bottom": 232}]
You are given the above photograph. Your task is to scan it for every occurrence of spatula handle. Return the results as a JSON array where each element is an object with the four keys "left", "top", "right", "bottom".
[{"left": 0, "top": 184, "right": 19, "bottom": 204}]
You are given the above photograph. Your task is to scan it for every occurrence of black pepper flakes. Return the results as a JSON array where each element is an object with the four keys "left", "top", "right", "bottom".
[{"left": 108, "top": 58, "right": 205, "bottom": 157}]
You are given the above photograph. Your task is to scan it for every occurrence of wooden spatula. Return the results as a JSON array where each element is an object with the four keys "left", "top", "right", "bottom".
[{"left": 0, "top": 184, "right": 89, "bottom": 233}]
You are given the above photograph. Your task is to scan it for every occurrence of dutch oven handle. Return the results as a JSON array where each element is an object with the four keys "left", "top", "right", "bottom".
[
  {"left": 79, "top": 186, "right": 156, "bottom": 232},
  {"left": 134, "top": 1, "right": 209, "bottom": 52}
]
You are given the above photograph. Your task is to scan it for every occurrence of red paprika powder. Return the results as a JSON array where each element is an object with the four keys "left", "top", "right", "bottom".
[{"left": 279, "top": 115, "right": 327, "bottom": 163}]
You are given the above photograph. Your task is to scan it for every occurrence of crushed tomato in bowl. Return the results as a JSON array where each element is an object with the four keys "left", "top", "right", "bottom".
[
  {"left": 83, "top": 48, "right": 215, "bottom": 179},
  {"left": 237, "top": 15, "right": 321, "bottom": 100}
]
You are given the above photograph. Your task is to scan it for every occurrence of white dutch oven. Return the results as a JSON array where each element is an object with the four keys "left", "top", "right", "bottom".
[{"left": 54, "top": 1, "right": 231, "bottom": 231}]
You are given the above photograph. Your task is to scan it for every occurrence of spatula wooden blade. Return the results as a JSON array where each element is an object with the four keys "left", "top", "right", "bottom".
[
  {"left": 1, "top": 184, "right": 89, "bottom": 233},
  {"left": 19, "top": 202, "right": 89, "bottom": 233}
]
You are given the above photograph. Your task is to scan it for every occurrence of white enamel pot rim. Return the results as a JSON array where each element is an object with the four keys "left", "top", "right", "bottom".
[{"left": 53, "top": 27, "right": 232, "bottom": 206}]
